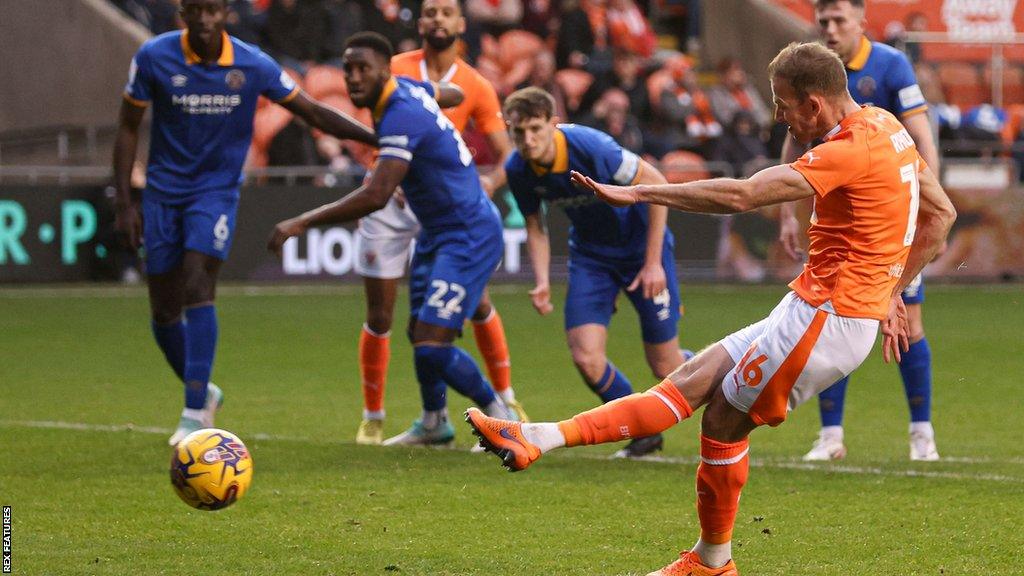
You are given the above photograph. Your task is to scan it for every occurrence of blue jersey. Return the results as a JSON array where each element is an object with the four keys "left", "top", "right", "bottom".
[
  {"left": 506, "top": 124, "right": 670, "bottom": 261},
  {"left": 846, "top": 37, "right": 927, "bottom": 118},
  {"left": 374, "top": 76, "right": 499, "bottom": 236},
  {"left": 124, "top": 31, "right": 299, "bottom": 201}
]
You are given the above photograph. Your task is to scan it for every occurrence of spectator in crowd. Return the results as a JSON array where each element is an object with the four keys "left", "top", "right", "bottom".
[
  {"left": 653, "top": 56, "right": 721, "bottom": 156},
  {"left": 577, "top": 49, "right": 650, "bottom": 123},
  {"left": 711, "top": 110, "right": 767, "bottom": 176},
  {"left": 605, "top": 0, "right": 656, "bottom": 58},
  {"left": 114, "top": 0, "right": 182, "bottom": 34},
  {"left": 362, "top": 0, "right": 421, "bottom": 54},
  {"left": 518, "top": 50, "right": 570, "bottom": 120},
  {"left": 577, "top": 88, "right": 644, "bottom": 152},
  {"left": 707, "top": 57, "right": 772, "bottom": 134},
  {"left": 655, "top": 0, "right": 701, "bottom": 55},
  {"left": 521, "top": 0, "right": 559, "bottom": 40},
  {"left": 225, "top": 0, "right": 264, "bottom": 44},
  {"left": 261, "top": 0, "right": 330, "bottom": 73},
  {"left": 556, "top": 0, "right": 595, "bottom": 69},
  {"left": 322, "top": 0, "right": 366, "bottom": 63},
  {"left": 466, "top": 0, "right": 523, "bottom": 37}
]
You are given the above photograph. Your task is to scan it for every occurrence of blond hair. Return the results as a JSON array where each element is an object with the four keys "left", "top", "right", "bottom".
[{"left": 768, "top": 42, "right": 848, "bottom": 102}]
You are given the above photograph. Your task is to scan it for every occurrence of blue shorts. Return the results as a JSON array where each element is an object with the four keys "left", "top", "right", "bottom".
[
  {"left": 902, "top": 273, "right": 925, "bottom": 305},
  {"left": 408, "top": 227, "right": 503, "bottom": 330},
  {"left": 142, "top": 192, "right": 238, "bottom": 275},
  {"left": 564, "top": 244, "right": 681, "bottom": 344}
]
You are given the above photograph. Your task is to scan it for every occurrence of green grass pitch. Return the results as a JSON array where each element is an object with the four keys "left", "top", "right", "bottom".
[{"left": 1, "top": 283, "right": 1022, "bottom": 575}]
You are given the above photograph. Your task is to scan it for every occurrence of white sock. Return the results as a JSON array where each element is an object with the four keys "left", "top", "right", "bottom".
[
  {"left": 483, "top": 399, "right": 510, "bottom": 418},
  {"left": 521, "top": 423, "right": 566, "bottom": 453},
  {"left": 421, "top": 408, "right": 448, "bottom": 429},
  {"left": 909, "top": 421, "right": 934, "bottom": 437},
  {"left": 363, "top": 409, "right": 385, "bottom": 421},
  {"left": 497, "top": 388, "right": 517, "bottom": 403},
  {"left": 181, "top": 408, "right": 204, "bottom": 421},
  {"left": 692, "top": 538, "right": 732, "bottom": 568},
  {"left": 821, "top": 425, "right": 844, "bottom": 439}
]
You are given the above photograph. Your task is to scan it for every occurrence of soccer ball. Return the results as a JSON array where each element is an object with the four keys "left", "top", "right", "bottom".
[{"left": 170, "top": 428, "right": 253, "bottom": 510}]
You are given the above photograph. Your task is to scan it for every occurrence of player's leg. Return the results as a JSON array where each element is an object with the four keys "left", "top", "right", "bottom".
[
  {"left": 352, "top": 211, "right": 415, "bottom": 444},
  {"left": 470, "top": 290, "right": 528, "bottom": 421},
  {"left": 166, "top": 195, "right": 236, "bottom": 445},
  {"left": 384, "top": 235, "right": 509, "bottom": 446},
  {"left": 804, "top": 375, "right": 849, "bottom": 461},
  {"left": 142, "top": 197, "right": 187, "bottom": 382},
  {"left": 901, "top": 276, "right": 938, "bottom": 460}
]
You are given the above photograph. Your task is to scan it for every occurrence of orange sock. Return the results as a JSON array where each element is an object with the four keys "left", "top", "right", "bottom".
[
  {"left": 359, "top": 325, "right": 390, "bottom": 415},
  {"left": 696, "top": 435, "right": 750, "bottom": 544},
  {"left": 472, "top": 310, "right": 511, "bottom": 393},
  {"left": 557, "top": 379, "right": 693, "bottom": 447}
]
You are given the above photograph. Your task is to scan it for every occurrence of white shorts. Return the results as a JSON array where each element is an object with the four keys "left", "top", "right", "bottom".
[
  {"left": 354, "top": 195, "right": 420, "bottom": 279},
  {"left": 719, "top": 292, "right": 879, "bottom": 426}
]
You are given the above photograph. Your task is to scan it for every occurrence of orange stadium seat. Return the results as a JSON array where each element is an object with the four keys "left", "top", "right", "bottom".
[
  {"left": 554, "top": 69, "right": 594, "bottom": 111},
  {"left": 938, "top": 62, "right": 989, "bottom": 109},
  {"left": 304, "top": 65, "right": 348, "bottom": 100},
  {"left": 983, "top": 65, "right": 1024, "bottom": 106},
  {"left": 660, "top": 150, "right": 709, "bottom": 183}
]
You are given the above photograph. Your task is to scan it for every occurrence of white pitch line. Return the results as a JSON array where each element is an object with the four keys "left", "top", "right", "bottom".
[{"left": 3, "top": 419, "right": 1022, "bottom": 484}]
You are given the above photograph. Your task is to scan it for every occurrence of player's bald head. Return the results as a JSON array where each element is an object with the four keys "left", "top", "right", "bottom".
[{"left": 768, "top": 42, "right": 848, "bottom": 102}]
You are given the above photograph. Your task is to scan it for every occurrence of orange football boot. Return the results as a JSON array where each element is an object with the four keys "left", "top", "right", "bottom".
[
  {"left": 464, "top": 407, "right": 542, "bottom": 472},
  {"left": 647, "top": 551, "right": 739, "bottom": 576}
]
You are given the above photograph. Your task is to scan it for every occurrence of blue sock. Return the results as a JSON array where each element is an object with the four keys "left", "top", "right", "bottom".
[
  {"left": 818, "top": 376, "right": 848, "bottom": 427},
  {"left": 151, "top": 319, "right": 186, "bottom": 381},
  {"left": 414, "top": 345, "right": 449, "bottom": 411},
  {"left": 588, "top": 362, "right": 634, "bottom": 403},
  {"left": 183, "top": 304, "right": 218, "bottom": 410},
  {"left": 415, "top": 345, "right": 498, "bottom": 408},
  {"left": 899, "top": 338, "right": 932, "bottom": 422}
]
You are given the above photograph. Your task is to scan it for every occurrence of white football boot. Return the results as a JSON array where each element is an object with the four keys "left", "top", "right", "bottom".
[
  {"left": 802, "top": 426, "right": 847, "bottom": 461},
  {"left": 168, "top": 383, "right": 223, "bottom": 446}
]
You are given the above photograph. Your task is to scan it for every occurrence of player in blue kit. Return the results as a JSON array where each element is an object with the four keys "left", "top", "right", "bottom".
[
  {"left": 113, "top": 0, "right": 380, "bottom": 446},
  {"left": 502, "top": 87, "right": 687, "bottom": 458},
  {"left": 777, "top": 0, "right": 943, "bottom": 461},
  {"left": 268, "top": 32, "right": 514, "bottom": 446}
]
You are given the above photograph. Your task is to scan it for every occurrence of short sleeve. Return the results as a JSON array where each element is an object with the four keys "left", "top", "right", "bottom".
[
  {"left": 397, "top": 76, "right": 437, "bottom": 99},
  {"left": 377, "top": 104, "right": 429, "bottom": 164},
  {"left": 505, "top": 161, "right": 541, "bottom": 216},
  {"left": 790, "top": 134, "right": 868, "bottom": 198},
  {"left": 581, "top": 127, "right": 640, "bottom": 185},
  {"left": 123, "top": 48, "right": 153, "bottom": 106},
  {"left": 258, "top": 52, "right": 300, "bottom": 103},
  {"left": 471, "top": 75, "right": 506, "bottom": 135},
  {"left": 889, "top": 54, "right": 927, "bottom": 117}
]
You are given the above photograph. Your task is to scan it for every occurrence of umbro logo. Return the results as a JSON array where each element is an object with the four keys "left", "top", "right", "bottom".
[{"left": 171, "top": 74, "right": 187, "bottom": 87}]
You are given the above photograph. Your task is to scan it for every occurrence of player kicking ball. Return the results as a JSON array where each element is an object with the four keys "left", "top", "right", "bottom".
[
  {"left": 268, "top": 32, "right": 514, "bottom": 447},
  {"left": 467, "top": 42, "right": 955, "bottom": 575},
  {"left": 502, "top": 87, "right": 688, "bottom": 458}
]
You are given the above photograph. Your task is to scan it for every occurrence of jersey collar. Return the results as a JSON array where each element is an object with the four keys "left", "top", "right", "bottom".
[
  {"left": 529, "top": 128, "right": 569, "bottom": 176},
  {"left": 419, "top": 58, "right": 457, "bottom": 83},
  {"left": 181, "top": 31, "right": 234, "bottom": 66},
  {"left": 373, "top": 77, "right": 399, "bottom": 122},
  {"left": 846, "top": 36, "right": 871, "bottom": 71}
]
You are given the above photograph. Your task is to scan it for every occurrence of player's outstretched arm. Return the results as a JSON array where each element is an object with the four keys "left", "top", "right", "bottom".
[
  {"left": 267, "top": 157, "right": 408, "bottom": 255},
  {"left": 572, "top": 163, "right": 815, "bottom": 215},
  {"left": 112, "top": 99, "right": 147, "bottom": 250},
  {"left": 628, "top": 159, "right": 669, "bottom": 299},
  {"left": 896, "top": 165, "right": 956, "bottom": 294},
  {"left": 282, "top": 91, "right": 378, "bottom": 146},
  {"left": 524, "top": 213, "right": 554, "bottom": 315}
]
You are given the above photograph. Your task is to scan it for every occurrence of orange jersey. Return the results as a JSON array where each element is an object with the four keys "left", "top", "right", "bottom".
[
  {"left": 391, "top": 50, "right": 505, "bottom": 135},
  {"left": 790, "top": 106, "right": 925, "bottom": 320}
]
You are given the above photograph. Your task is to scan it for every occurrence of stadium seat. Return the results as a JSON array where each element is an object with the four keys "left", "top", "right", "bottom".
[
  {"left": 983, "top": 65, "right": 1024, "bottom": 106},
  {"left": 659, "top": 150, "right": 709, "bottom": 183},
  {"left": 304, "top": 65, "right": 348, "bottom": 100},
  {"left": 938, "top": 62, "right": 989, "bottom": 109},
  {"left": 554, "top": 69, "right": 594, "bottom": 111}
]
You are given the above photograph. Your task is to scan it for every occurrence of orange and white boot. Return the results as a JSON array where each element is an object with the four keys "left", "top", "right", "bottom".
[
  {"left": 647, "top": 551, "right": 739, "bottom": 576},
  {"left": 464, "top": 407, "right": 541, "bottom": 472}
]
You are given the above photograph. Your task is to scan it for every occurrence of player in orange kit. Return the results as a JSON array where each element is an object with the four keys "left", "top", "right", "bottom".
[
  {"left": 355, "top": 0, "right": 525, "bottom": 446},
  {"left": 466, "top": 42, "right": 956, "bottom": 575}
]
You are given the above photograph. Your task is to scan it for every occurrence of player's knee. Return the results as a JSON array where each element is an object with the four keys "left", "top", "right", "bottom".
[
  {"left": 150, "top": 306, "right": 182, "bottom": 325},
  {"left": 571, "top": 349, "right": 606, "bottom": 383},
  {"left": 700, "top": 387, "right": 757, "bottom": 442},
  {"left": 182, "top": 272, "right": 214, "bottom": 305},
  {"left": 471, "top": 300, "right": 492, "bottom": 322}
]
